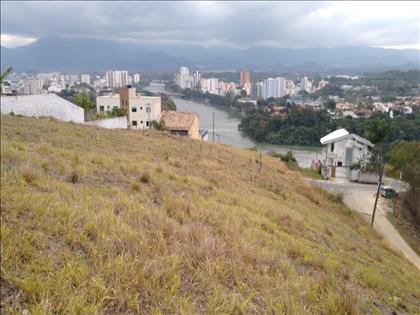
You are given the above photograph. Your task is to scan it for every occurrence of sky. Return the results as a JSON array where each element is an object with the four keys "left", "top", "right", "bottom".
[{"left": 1, "top": 1, "right": 419, "bottom": 49}]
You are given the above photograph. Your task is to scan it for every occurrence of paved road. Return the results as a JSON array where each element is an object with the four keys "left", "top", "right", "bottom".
[{"left": 307, "top": 178, "right": 420, "bottom": 270}]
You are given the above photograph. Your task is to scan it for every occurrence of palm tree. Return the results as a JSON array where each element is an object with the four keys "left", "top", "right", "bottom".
[
  {"left": 0, "top": 67, "right": 13, "bottom": 84},
  {"left": 365, "top": 118, "right": 391, "bottom": 227}
]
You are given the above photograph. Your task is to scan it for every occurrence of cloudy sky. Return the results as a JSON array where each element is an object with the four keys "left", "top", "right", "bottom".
[{"left": 1, "top": 1, "right": 419, "bottom": 49}]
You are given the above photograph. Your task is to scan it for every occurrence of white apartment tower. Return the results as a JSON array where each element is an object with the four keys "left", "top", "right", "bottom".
[
  {"left": 301, "top": 77, "right": 313, "bottom": 93},
  {"left": 81, "top": 74, "right": 91, "bottom": 85},
  {"left": 133, "top": 73, "right": 141, "bottom": 83},
  {"left": 106, "top": 70, "right": 129, "bottom": 88},
  {"left": 175, "top": 66, "right": 193, "bottom": 89},
  {"left": 261, "top": 77, "right": 286, "bottom": 99},
  {"left": 193, "top": 71, "right": 201, "bottom": 88}
]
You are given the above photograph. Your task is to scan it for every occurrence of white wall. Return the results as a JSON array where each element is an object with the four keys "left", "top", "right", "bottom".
[
  {"left": 85, "top": 116, "right": 127, "bottom": 129},
  {"left": 1, "top": 94, "right": 84, "bottom": 123}
]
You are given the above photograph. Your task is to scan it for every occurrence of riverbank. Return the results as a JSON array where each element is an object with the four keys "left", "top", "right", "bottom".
[{"left": 172, "top": 97, "right": 322, "bottom": 167}]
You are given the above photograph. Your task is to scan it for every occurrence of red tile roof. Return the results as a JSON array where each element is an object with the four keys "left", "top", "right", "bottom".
[{"left": 160, "top": 111, "right": 198, "bottom": 131}]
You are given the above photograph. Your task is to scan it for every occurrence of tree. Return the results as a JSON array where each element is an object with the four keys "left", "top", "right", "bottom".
[
  {"left": 0, "top": 67, "right": 13, "bottom": 85},
  {"left": 365, "top": 119, "right": 391, "bottom": 227},
  {"left": 161, "top": 95, "right": 177, "bottom": 111},
  {"left": 325, "top": 99, "right": 336, "bottom": 111},
  {"left": 73, "top": 93, "right": 94, "bottom": 111},
  {"left": 388, "top": 141, "right": 420, "bottom": 220},
  {"left": 107, "top": 107, "right": 127, "bottom": 118}
]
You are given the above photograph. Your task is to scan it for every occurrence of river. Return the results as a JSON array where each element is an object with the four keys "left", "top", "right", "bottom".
[{"left": 172, "top": 98, "right": 322, "bottom": 168}]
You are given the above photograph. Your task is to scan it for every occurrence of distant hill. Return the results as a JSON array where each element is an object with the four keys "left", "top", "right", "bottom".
[
  {"left": 1, "top": 114, "right": 420, "bottom": 313},
  {"left": 1, "top": 36, "right": 419, "bottom": 72}
]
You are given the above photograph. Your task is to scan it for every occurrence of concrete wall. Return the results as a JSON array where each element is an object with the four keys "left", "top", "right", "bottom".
[
  {"left": 1, "top": 94, "right": 84, "bottom": 123},
  {"left": 85, "top": 116, "right": 127, "bottom": 129},
  {"left": 358, "top": 172, "right": 378, "bottom": 184},
  {"left": 188, "top": 116, "right": 200, "bottom": 139}
]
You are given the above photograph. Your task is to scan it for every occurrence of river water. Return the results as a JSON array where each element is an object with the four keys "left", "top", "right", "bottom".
[{"left": 172, "top": 98, "right": 322, "bottom": 168}]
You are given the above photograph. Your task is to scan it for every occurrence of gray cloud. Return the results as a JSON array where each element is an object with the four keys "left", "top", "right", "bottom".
[{"left": 1, "top": 1, "right": 419, "bottom": 48}]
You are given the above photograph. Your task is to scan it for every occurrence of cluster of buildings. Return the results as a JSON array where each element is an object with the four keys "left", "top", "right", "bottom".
[
  {"left": 173, "top": 66, "right": 329, "bottom": 100},
  {"left": 95, "top": 86, "right": 204, "bottom": 139},
  {"left": 174, "top": 67, "right": 252, "bottom": 96},
  {"left": 1, "top": 70, "right": 141, "bottom": 96},
  {"left": 254, "top": 77, "right": 327, "bottom": 99}
]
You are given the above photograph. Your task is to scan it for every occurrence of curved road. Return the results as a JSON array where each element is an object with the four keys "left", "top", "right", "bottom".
[{"left": 307, "top": 178, "right": 420, "bottom": 270}]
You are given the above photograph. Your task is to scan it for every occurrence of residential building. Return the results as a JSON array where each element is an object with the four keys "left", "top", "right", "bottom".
[
  {"left": 159, "top": 111, "right": 200, "bottom": 139},
  {"left": 106, "top": 70, "right": 114, "bottom": 88},
  {"left": 300, "top": 77, "right": 313, "bottom": 93},
  {"left": 23, "top": 78, "right": 41, "bottom": 95},
  {"left": 175, "top": 66, "right": 193, "bottom": 89},
  {"left": 1, "top": 94, "right": 84, "bottom": 123},
  {"left": 64, "top": 74, "right": 80, "bottom": 85},
  {"left": 106, "top": 70, "right": 129, "bottom": 88},
  {"left": 47, "top": 79, "right": 65, "bottom": 93},
  {"left": 318, "top": 79, "right": 328, "bottom": 90},
  {"left": 240, "top": 68, "right": 250, "bottom": 87},
  {"left": 96, "top": 86, "right": 161, "bottom": 130},
  {"left": 133, "top": 73, "right": 141, "bottom": 83},
  {"left": 242, "top": 82, "right": 251, "bottom": 96},
  {"left": 261, "top": 77, "right": 286, "bottom": 99},
  {"left": 320, "top": 129, "right": 373, "bottom": 179},
  {"left": 200, "top": 78, "right": 219, "bottom": 95},
  {"left": 81, "top": 74, "right": 91, "bottom": 85},
  {"left": 1, "top": 83, "right": 13, "bottom": 95},
  {"left": 254, "top": 82, "right": 264, "bottom": 99},
  {"left": 286, "top": 96, "right": 304, "bottom": 106},
  {"left": 193, "top": 70, "right": 201, "bottom": 88}
]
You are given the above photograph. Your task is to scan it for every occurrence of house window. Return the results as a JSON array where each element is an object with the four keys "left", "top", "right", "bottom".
[
  {"left": 140, "top": 107, "right": 143, "bottom": 110},
  {"left": 99, "top": 106, "right": 104, "bottom": 112},
  {"left": 331, "top": 143, "right": 334, "bottom": 152},
  {"left": 337, "top": 161, "right": 342, "bottom": 166},
  {"left": 146, "top": 107, "right": 151, "bottom": 113},
  {"left": 131, "top": 107, "right": 137, "bottom": 112},
  {"left": 107, "top": 106, "right": 110, "bottom": 109},
  {"left": 146, "top": 121, "right": 150, "bottom": 127},
  {"left": 141, "top": 121, "right": 143, "bottom": 124},
  {"left": 132, "top": 120, "right": 137, "bottom": 126}
]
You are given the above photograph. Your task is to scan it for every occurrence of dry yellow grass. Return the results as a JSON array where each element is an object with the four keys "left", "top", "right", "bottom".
[{"left": 1, "top": 115, "right": 419, "bottom": 314}]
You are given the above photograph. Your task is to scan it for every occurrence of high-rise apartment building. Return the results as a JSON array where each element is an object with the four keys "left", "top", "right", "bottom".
[
  {"left": 23, "top": 78, "right": 41, "bottom": 95},
  {"left": 193, "top": 71, "right": 201, "bottom": 88},
  {"left": 133, "top": 73, "right": 141, "bottom": 83},
  {"left": 260, "top": 77, "right": 286, "bottom": 99},
  {"left": 106, "top": 70, "right": 129, "bottom": 88},
  {"left": 240, "top": 68, "right": 250, "bottom": 87},
  {"left": 81, "top": 74, "right": 91, "bottom": 85},
  {"left": 300, "top": 77, "right": 313, "bottom": 93},
  {"left": 175, "top": 66, "right": 193, "bottom": 89}
]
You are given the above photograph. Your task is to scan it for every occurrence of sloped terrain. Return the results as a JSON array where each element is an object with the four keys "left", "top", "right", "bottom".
[{"left": 1, "top": 115, "right": 419, "bottom": 314}]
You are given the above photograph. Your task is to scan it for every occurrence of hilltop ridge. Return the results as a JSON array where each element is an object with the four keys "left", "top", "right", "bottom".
[{"left": 1, "top": 115, "right": 419, "bottom": 314}]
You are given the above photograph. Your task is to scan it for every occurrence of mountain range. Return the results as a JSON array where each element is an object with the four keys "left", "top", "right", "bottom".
[{"left": 1, "top": 36, "right": 419, "bottom": 73}]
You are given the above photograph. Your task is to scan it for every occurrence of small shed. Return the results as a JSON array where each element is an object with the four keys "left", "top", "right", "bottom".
[{"left": 159, "top": 111, "right": 200, "bottom": 139}]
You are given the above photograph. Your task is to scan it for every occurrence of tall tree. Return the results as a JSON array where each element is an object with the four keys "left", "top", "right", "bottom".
[
  {"left": 0, "top": 67, "right": 13, "bottom": 85},
  {"left": 365, "top": 119, "right": 391, "bottom": 227},
  {"left": 388, "top": 141, "right": 420, "bottom": 221}
]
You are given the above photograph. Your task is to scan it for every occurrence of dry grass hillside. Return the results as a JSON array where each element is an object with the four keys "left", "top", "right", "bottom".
[{"left": 1, "top": 115, "right": 419, "bottom": 314}]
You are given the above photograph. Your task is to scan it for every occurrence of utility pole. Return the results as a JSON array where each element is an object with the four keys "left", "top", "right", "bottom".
[
  {"left": 212, "top": 112, "right": 215, "bottom": 143},
  {"left": 371, "top": 144, "right": 384, "bottom": 227}
]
